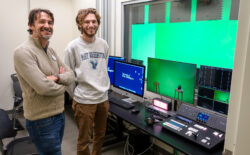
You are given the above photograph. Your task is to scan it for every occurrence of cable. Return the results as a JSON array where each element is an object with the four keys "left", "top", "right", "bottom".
[
  {"left": 124, "top": 135, "right": 134, "bottom": 155},
  {"left": 124, "top": 135, "right": 154, "bottom": 155},
  {"left": 136, "top": 138, "right": 154, "bottom": 155}
]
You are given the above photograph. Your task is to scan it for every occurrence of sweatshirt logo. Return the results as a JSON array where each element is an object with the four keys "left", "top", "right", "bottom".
[
  {"left": 81, "top": 52, "right": 105, "bottom": 61},
  {"left": 90, "top": 60, "right": 98, "bottom": 69}
]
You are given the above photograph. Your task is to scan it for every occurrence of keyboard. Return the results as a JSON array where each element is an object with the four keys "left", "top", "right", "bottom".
[{"left": 109, "top": 97, "right": 135, "bottom": 109}]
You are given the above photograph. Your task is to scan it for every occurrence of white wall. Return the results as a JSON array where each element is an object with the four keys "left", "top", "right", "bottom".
[
  {"left": 0, "top": 0, "right": 28, "bottom": 110},
  {"left": 0, "top": 0, "right": 96, "bottom": 110},
  {"left": 72, "top": 0, "right": 97, "bottom": 38},
  {"left": 30, "top": 0, "right": 74, "bottom": 58}
]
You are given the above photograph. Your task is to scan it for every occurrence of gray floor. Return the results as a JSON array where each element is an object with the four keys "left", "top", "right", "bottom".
[
  {"left": 62, "top": 104, "right": 125, "bottom": 155},
  {"left": 1, "top": 104, "right": 125, "bottom": 155}
]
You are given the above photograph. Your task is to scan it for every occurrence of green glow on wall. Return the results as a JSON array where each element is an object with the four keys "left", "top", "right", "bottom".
[
  {"left": 221, "top": 0, "right": 232, "bottom": 20},
  {"left": 155, "top": 21, "right": 237, "bottom": 68},
  {"left": 191, "top": 0, "right": 197, "bottom": 22},
  {"left": 144, "top": 5, "right": 149, "bottom": 24},
  {"left": 132, "top": 24, "right": 156, "bottom": 74},
  {"left": 165, "top": 2, "right": 170, "bottom": 23},
  {"left": 131, "top": 0, "right": 238, "bottom": 69},
  {"left": 214, "top": 90, "right": 230, "bottom": 104}
]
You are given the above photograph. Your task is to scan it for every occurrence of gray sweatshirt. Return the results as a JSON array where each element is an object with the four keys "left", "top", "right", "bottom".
[{"left": 64, "top": 37, "right": 110, "bottom": 104}]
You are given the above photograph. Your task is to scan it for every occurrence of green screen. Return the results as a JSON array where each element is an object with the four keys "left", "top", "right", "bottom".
[
  {"left": 131, "top": 1, "right": 237, "bottom": 69},
  {"left": 147, "top": 57, "right": 196, "bottom": 104}
]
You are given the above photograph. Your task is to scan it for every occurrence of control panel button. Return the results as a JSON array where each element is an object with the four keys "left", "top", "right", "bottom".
[
  {"left": 219, "top": 133, "right": 223, "bottom": 138},
  {"left": 194, "top": 124, "right": 207, "bottom": 131},
  {"left": 201, "top": 139, "right": 207, "bottom": 143},
  {"left": 188, "top": 127, "right": 198, "bottom": 133},
  {"left": 213, "top": 131, "right": 219, "bottom": 136},
  {"left": 185, "top": 131, "right": 193, "bottom": 136}
]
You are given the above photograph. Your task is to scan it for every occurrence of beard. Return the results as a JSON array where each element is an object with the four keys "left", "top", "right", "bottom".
[
  {"left": 81, "top": 27, "right": 98, "bottom": 38},
  {"left": 34, "top": 27, "right": 53, "bottom": 40}
]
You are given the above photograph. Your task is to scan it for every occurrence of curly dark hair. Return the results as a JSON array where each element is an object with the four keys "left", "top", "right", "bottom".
[
  {"left": 76, "top": 8, "right": 101, "bottom": 33},
  {"left": 27, "top": 8, "right": 54, "bottom": 34}
]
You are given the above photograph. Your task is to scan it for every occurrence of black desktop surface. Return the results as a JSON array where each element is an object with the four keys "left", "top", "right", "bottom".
[{"left": 108, "top": 94, "right": 223, "bottom": 155}]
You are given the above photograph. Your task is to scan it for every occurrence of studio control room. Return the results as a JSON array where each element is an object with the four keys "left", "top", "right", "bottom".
[{"left": 1, "top": 0, "right": 250, "bottom": 155}]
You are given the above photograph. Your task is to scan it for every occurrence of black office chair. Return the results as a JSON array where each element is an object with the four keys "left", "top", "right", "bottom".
[
  {"left": 10, "top": 73, "right": 24, "bottom": 131},
  {"left": 0, "top": 73, "right": 38, "bottom": 155},
  {"left": 0, "top": 109, "right": 38, "bottom": 155}
]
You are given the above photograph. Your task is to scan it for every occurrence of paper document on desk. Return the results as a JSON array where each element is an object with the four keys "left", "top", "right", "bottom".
[{"left": 122, "top": 98, "right": 137, "bottom": 104}]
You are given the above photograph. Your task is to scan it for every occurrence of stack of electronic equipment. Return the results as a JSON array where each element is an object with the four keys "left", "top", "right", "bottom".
[{"left": 161, "top": 103, "right": 227, "bottom": 149}]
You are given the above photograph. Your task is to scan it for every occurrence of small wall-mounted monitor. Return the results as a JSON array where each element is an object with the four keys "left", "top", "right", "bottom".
[
  {"left": 197, "top": 65, "right": 232, "bottom": 115},
  {"left": 147, "top": 57, "right": 197, "bottom": 104},
  {"left": 107, "top": 56, "right": 125, "bottom": 85},
  {"left": 113, "top": 61, "right": 145, "bottom": 97}
]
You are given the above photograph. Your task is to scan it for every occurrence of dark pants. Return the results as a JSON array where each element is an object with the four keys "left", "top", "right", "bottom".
[
  {"left": 26, "top": 112, "right": 65, "bottom": 155},
  {"left": 72, "top": 100, "right": 109, "bottom": 155}
]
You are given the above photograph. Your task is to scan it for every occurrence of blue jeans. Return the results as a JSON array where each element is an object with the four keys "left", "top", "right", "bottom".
[{"left": 26, "top": 112, "right": 65, "bottom": 155}]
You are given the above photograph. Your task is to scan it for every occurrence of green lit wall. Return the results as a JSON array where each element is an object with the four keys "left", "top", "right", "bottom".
[
  {"left": 132, "top": 24, "right": 156, "bottom": 72},
  {"left": 131, "top": 0, "right": 238, "bottom": 69},
  {"left": 155, "top": 21, "right": 237, "bottom": 68}
]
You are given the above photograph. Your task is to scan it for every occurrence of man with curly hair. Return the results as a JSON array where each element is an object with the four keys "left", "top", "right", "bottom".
[{"left": 64, "top": 8, "right": 110, "bottom": 155}]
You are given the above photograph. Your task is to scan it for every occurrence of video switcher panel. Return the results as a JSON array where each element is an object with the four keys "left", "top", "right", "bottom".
[{"left": 162, "top": 104, "right": 227, "bottom": 149}]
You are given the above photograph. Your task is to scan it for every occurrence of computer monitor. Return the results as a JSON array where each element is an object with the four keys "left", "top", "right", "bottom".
[
  {"left": 197, "top": 65, "right": 232, "bottom": 115},
  {"left": 113, "top": 61, "right": 145, "bottom": 97},
  {"left": 107, "top": 56, "right": 125, "bottom": 85},
  {"left": 147, "top": 57, "right": 197, "bottom": 104}
]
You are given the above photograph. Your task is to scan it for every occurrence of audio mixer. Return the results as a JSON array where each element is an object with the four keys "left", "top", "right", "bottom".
[{"left": 162, "top": 104, "right": 227, "bottom": 149}]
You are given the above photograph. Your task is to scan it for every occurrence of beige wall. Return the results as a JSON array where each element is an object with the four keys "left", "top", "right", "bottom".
[
  {"left": 0, "top": 0, "right": 96, "bottom": 110},
  {"left": 30, "top": 0, "right": 74, "bottom": 59},
  {"left": 224, "top": 0, "right": 250, "bottom": 154},
  {"left": 72, "top": 0, "right": 96, "bottom": 38},
  {"left": 0, "top": 0, "right": 28, "bottom": 110}
]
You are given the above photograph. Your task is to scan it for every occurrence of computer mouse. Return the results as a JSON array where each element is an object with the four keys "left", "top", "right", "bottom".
[{"left": 131, "top": 108, "right": 140, "bottom": 114}]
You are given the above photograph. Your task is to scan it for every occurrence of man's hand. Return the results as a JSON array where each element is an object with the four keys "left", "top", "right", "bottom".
[
  {"left": 46, "top": 67, "right": 64, "bottom": 82},
  {"left": 59, "top": 66, "right": 65, "bottom": 74},
  {"left": 47, "top": 75, "right": 58, "bottom": 82}
]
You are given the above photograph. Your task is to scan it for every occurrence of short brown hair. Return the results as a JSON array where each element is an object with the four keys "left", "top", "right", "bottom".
[
  {"left": 27, "top": 8, "right": 54, "bottom": 34},
  {"left": 76, "top": 8, "right": 101, "bottom": 33}
]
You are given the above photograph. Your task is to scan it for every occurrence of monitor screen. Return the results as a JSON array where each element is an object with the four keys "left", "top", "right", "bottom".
[
  {"left": 113, "top": 61, "right": 145, "bottom": 97},
  {"left": 197, "top": 65, "right": 232, "bottom": 115},
  {"left": 107, "top": 56, "right": 125, "bottom": 84},
  {"left": 147, "top": 57, "right": 197, "bottom": 104}
]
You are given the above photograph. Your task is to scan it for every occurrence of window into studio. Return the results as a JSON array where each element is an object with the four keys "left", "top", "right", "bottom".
[{"left": 123, "top": 0, "right": 240, "bottom": 69}]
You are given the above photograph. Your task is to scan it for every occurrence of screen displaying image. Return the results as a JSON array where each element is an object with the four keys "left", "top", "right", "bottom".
[
  {"left": 147, "top": 57, "right": 197, "bottom": 104},
  {"left": 107, "top": 56, "right": 125, "bottom": 84},
  {"left": 197, "top": 65, "right": 232, "bottom": 115},
  {"left": 113, "top": 61, "right": 145, "bottom": 97}
]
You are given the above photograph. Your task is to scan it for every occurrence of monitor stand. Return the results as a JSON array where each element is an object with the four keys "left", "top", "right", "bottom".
[{"left": 121, "top": 97, "right": 137, "bottom": 104}]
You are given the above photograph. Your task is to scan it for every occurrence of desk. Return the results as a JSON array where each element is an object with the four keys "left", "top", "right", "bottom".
[{"left": 109, "top": 101, "right": 223, "bottom": 155}]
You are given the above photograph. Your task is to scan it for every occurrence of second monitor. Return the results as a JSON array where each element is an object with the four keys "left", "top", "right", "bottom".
[
  {"left": 107, "top": 56, "right": 125, "bottom": 85},
  {"left": 113, "top": 61, "right": 145, "bottom": 97},
  {"left": 147, "top": 57, "right": 197, "bottom": 104}
]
